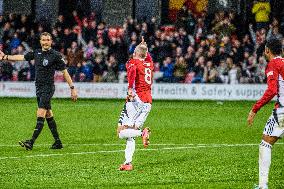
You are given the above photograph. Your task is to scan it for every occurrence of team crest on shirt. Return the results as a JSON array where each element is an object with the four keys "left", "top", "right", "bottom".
[{"left": 42, "top": 59, "right": 49, "bottom": 66}]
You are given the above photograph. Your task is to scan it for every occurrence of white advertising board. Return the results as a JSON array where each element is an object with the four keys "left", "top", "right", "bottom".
[{"left": 0, "top": 82, "right": 267, "bottom": 100}]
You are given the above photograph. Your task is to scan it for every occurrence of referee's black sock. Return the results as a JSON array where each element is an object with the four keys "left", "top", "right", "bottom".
[
  {"left": 31, "top": 117, "right": 45, "bottom": 144},
  {"left": 46, "top": 117, "right": 60, "bottom": 141}
]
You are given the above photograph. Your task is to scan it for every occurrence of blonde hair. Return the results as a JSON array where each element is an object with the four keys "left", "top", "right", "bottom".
[
  {"left": 134, "top": 44, "right": 148, "bottom": 59},
  {"left": 40, "top": 32, "right": 52, "bottom": 40}
]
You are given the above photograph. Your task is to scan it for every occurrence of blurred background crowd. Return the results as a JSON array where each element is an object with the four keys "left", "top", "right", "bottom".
[{"left": 0, "top": 0, "right": 283, "bottom": 84}]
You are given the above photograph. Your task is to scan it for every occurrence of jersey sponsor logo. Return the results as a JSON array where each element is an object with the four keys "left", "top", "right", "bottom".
[
  {"left": 43, "top": 58, "right": 49, "bottom": 66},
  {"left": 38, "top": 52, "right": 42, "bottom": 54},
  {"left": 267, "top": 71, "right": 273, "bottom": 77}
]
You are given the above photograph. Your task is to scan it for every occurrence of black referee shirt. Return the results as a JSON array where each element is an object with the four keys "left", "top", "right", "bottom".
[{"left": 24, "top": 49, "right": 66, "bottom": 88}]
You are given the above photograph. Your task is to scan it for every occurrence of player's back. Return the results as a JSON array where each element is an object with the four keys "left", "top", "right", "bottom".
[
  {"left": 270, "top": 57, "right": 284, "bottom": 105},
  {"left": 135, "top": 59, "right": 154, "bottom": 93},
  {"left": 127, "top": 53, "right": 154, "bottom": 103},
  {"left": 268, "top": 56, "right": 284, "bottom": 81}
]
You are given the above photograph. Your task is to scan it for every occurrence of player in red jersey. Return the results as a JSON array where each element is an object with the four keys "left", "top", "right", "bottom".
[
  {"left": 247, "top": 38, "right": 284, "bottom": 189},
  {"left": 117, "top": 38, "right": 154, "bottom": 171}
]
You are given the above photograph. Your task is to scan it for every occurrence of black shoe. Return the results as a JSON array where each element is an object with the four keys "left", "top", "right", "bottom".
[
  {"left": 19, "top": 140, "right": 33, "bottom": 150},
  {"left": 51, "top": 140, "right": 63, "bottom": 149}
]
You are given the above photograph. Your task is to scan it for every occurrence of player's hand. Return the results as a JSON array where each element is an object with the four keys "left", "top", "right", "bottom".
[
  {"left": 0, "top": 50, "right": 5, "bottom": 59},
  {"left": 140, "top": 36, "right": 147, "bottom": 46},
  {"left": 127, "top": 88, "right": 135, "bottom": 102},
  {"left": 247, "top": 110, "right": 256, "bottom": 127},
  {"left": 117, "top": 125, "right": 125, "bottom": 137},
  {"left": 71, "top": 88, "right": 78, "bottom": 102}
]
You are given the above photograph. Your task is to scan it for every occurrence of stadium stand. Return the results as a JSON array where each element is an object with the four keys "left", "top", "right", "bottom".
[{"left": 0, "top": 1, "right": 283, "bottom": 84}]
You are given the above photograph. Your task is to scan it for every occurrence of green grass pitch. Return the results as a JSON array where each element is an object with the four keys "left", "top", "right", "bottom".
[{"left": 0, "top": 98, "right": 283, "bottom": 189}]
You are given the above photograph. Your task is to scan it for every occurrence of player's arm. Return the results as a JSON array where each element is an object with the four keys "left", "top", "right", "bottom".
[
  {"left": 247, "top": 65, "right": 278, "bottom": 126},
  {"left": 140, "top": 37, "right": 154, "bottom": 67},
  {"left": 0, "top": 50, "right": 25, "bottom": 62},
  {"left": 139, "top": 36, "right": 147, "bottom": 46},
  {"left": 127, "top": 62, "right": 137, "bottom": 101}
]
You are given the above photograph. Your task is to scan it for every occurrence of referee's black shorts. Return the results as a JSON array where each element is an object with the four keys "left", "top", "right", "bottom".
[{"left": 36, "top": 85, "right": 55, "bottom": 110}]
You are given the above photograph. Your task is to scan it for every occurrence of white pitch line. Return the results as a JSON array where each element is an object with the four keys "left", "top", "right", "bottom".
[
  {"left": 0, "top": 143, "right": 283, "bottom": 147},
  {"left": 0, "top": 143, "right": 194, "bottom": 147},
  {"left": 0, "top": 143, "right": 283, "bottom": 161}
]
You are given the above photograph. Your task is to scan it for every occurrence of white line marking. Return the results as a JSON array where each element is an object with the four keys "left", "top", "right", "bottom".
[
  {"left": 0, "top": 143, "right": 283, "bottom": 161},
  {"left": 0, "top": 143, "right": 193, "bottom": 147},
  {"left": 0, "top": 143, "right": 283, "bottom": 147}
]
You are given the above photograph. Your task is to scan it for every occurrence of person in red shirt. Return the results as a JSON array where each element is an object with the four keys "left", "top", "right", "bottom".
[
  {"left": 247, "top": 37, "right": 284, "bottom": 189},
  {"left": 117, "top": 38, "right": 154, "bottom": 171}
]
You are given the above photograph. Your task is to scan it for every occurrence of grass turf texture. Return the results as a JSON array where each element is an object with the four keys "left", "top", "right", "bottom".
[{"left": 0, "top": 98, "right": 283, "bottom": 189}]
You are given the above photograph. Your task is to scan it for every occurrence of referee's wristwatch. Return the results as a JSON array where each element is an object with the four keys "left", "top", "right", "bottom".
[{"left": 70, "top": 86, "right": 75, "bottom": 89}]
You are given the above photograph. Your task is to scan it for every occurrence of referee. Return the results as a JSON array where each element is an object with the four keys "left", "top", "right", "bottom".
[{"left": 0, "top": 32, "right": 78, "bottom": 150}]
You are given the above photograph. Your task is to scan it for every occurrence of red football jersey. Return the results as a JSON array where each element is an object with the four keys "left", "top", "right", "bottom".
[
  {"left": 126, "top": 53, "right": 154, "bottom": 103},
  {"left": 252, "top": 57, "right": 284, "bottom": 113}
]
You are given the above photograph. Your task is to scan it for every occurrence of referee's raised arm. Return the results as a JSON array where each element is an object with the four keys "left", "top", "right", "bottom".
[{"left": 0, "top": 50, "right": 25, "bottom": 62}]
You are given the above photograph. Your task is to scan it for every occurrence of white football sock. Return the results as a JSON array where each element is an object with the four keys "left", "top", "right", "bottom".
[
  {"left": 119, "top": 129, "right": 142, "bottom": 139},
  {"left": 259, "top": 140, "right": 272, "bottom": 189},
  {"left": 124, "top": 137, "right": 135, "bottom": 164}
]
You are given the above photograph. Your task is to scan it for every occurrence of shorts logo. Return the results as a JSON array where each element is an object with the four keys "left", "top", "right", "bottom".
[{"left": 43, "top": 59, "right": 49, "bottom": 66}]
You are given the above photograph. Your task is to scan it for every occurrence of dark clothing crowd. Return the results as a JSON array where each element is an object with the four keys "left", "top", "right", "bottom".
[{"left": 0, "top": 0, "right": 283, "bottom": 84}]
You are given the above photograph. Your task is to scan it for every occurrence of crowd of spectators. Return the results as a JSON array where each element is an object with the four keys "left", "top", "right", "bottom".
[{"left": 0, "top": 0, "right": 283, "bottom": 84}]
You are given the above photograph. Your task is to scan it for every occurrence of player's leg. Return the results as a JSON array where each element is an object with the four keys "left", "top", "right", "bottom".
[
  {"left": 119, "top": 137, "right": 135, "bottom": 171},
  {"left": 117, "top": 102, "right": 143, "bottom": 139},
  {"left": 257, "top": 135, "right": 278, "bottom": 189},
  {"left": 135, "top": 103, "right": 152, "bottom": 148},
  {"left": 46, "top": 109, "right": 63, "bottom": 149},
  {"left": 31, "top": 97, "right": 48, "bottom": 144},
  {"left": 118, "top": 127, "right": 142, "bottom": 138},
  {"left": 118, "top": 102, "right": 152, "bottom": 170},
  {"left": 117, "top": 123, "right": 136, "bottom": 171},
  {"left": 31, "top": 107, "right": 47, "bottom": 143},
  {"left": 117, "top": 102, "right": 141, "bottom": 171},
  {"left": 19, "top": 97, "right": 47, "bottom": 150},
  {"left": 256, "top": 111, "right": 284, "bottom": 189},
  {"left": 124, "top": 137, "right": 135, "bottom": 164}
]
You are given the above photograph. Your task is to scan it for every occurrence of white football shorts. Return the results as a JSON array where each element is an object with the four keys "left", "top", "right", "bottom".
[
  {"left": 118, "top": 96, "right": 151, "bottom": 129},
  {"left": 263, "top": 108, "right": 284, "bottom": 138}
]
